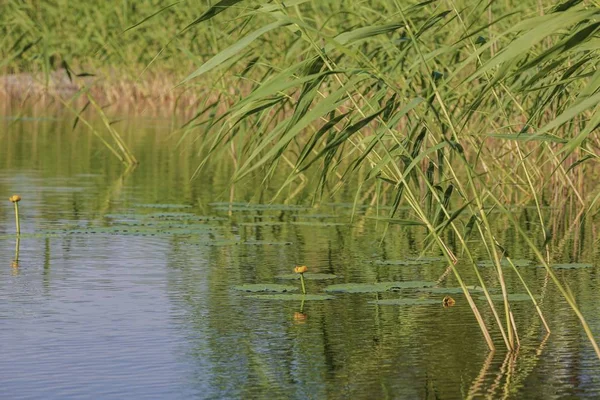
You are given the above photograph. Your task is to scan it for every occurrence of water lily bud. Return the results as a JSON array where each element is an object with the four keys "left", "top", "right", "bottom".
[
  {"left": 9, "top": 195, "right": 21, "bottom": 203},
  {"left": 294, "top": 265, "right": 308, "bottom": 274},
  {"left": 442, "top": 296, "right": 456, "bottom": 307}
]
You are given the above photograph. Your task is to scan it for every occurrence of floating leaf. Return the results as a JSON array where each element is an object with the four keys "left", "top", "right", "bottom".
[
  {"left": 369, "top": 298, "right": 440, "bottom": 306},
  {"left": 416, "top": 286, "right": 486, "bottom": 294},
  {"left": 247, "top": 294, "right": 334, "bottom": 301},
  {"left": 276, "top": 273, "right": 338, "bottom": 280},
  {"left": 197, "top": 239, "right": 241, "bottom": 246},
  {"left": 0, "top": 232, "right": 62, "bottom": 240},
  {"left": 477, "top": 259, "right": 531, "bottom": 267},
  {"left": 550, "top": 263, "right": 594, "bottom": 269},
  {"left": 147, "top": 212, "right": 200, "bottom": 219},
  {"left": 233, "top": 284, "right": 298, "bottom": 293},
  {"left": 42, "top": 225, "right": 219, "bottom": 237},
  {"left": 290, "top": 221, "right": 348, "bottom": 227},
  {"left": 103, "top": 213, "right": 142, "bottom": 220},
  {"left": 239, "top": 221, "right": 287, "bottom": 226},
  {"left": 374, "top": 259, "right": 433, "bottom": 266},
  {"left": 243, "top": 240, "right": 293, "bottom": 246},
  {"left": 324, "top": 202, "right": 375, "bottom": 209},
  {"left": 479, "top": 293, "right": 536, "bottom": 302},
  {"left": 407, "top": 256, "right": 445, "bottom": 262},
  {"left": 294, "top": 214, "right": 338, "bottom": 219},
  {"left": 366, "top": 216, "right": 426, "bottom": 226},
  {"left": 115, "top": 221, "right": 216, "bottom": 229},
  {"left": 210, "top": 202, "right": 311, "bottom": 211},
  {"left": 325, "top": 281, "right": 435, "bottom": 293},
  {"left": 132, "top": 203, "right": 192, "bottom": 209},
  {"left": 406, "top": 256, "right": 446, "bottom": 263}
]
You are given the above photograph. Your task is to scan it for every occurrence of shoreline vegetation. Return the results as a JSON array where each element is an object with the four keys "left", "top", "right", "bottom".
[
  {"left": 2, "top": 0, "right": 600, "bottom": 355},
  {"left": 0, "top": 69, "right": 209, "bottom": 115}
]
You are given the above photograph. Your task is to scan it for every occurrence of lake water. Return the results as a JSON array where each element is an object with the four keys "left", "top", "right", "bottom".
[{"left": 1, "top": 115, "right": 600, "bottom": 399}]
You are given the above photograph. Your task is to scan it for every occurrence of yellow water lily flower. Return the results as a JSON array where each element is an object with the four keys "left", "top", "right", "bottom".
[
  {"left": 294, "top": 265, "right": 308, "bottom": 274},
  {"left": 9, "top": 195, "right": 21, "bottom": 203}
]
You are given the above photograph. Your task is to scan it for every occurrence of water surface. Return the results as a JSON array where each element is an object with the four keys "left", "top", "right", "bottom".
[{"left": 1, "top": 116, "right": 600, "bottom": 399}]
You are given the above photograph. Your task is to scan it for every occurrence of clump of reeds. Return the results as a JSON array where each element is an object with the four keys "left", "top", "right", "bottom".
[{"left": 172, "top": 0, "right": 600, "bottom": 356}]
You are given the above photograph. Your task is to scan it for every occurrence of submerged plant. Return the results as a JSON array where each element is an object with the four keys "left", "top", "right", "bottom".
[
  {"left": 294, "top": 265, "right": 308, "bottom": 294},
  {"left": 9, "top": 195, "right": 21, "bottom": 235}
]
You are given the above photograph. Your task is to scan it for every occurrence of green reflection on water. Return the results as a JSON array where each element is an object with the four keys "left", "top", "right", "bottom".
[{"left": 1, "top": 116, "right": 600, "bottom": 399}]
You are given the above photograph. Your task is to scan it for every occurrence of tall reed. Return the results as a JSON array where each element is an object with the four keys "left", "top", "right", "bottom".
[{"left": 173, "top": 0, "right": 600, "bottom": 355}]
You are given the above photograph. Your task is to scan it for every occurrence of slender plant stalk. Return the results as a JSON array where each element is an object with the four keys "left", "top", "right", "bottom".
[
  {"left": 300, "top": 275, "right": 306, "bottom": 295},
  {"left": 86, "top": 95, "right": 138, "bottom": 166},
  {"left": 14, "top": 237, "right": 20, "bottom": 264},
  {"left": 14, "top": 201, "right": 20, "bottom": 235},
  {"left": 51, "top": 94, "right": 129, "bottom": 164}
]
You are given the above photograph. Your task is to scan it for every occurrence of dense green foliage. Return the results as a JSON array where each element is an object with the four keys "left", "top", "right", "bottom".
[{"left": 2, "top": 0, "right": 195, "bottom": 74}]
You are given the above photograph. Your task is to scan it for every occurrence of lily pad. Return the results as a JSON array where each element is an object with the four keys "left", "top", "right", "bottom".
[
  {"left": 132, "top": 203, "right": 192, "bottom": 209},
  {"left": 477, "top": 259, "right": 531, "bottom": 268},
  {"left": 290, "top": 221, "right": 348, "bottom": 227},
  {"left": 146, "top": 212, "right": 200, "bottom": 219},
  {"left": 325, "top": 281, "right": 435, "bottom": 293},
  {"left": 115, "top": 221, "right": 217, "bottom": 229},
  {"left": 416, "top": 286, "right": 486, "bottom": 294},
  {"left": 550, "top": 263, "right": 594, "bottom": 270},
  {"left": 208, "top": 201, "right": 250, "bottom": 207},
  {"left": 369, "top": 298, "right": 440, "bottom": 306},
  {"left": 243, "top": 240, "right": 293, "bottom": 246},
  {"left": 239, "top": 221, "right": 287, "bottom": 227},
  {"left": 293, "top": 214, "right": 338, "bottom": 219},
  {"left": 104, "top": 212, "right": 227, "bottom": 222},
  {"left": 210, "top": 203, "right": 312, "bottom": 212},
  {"left": 374, "top": 259, "right": 431, "bottom": 266},
  {"left": 246, "top": 294, "right": 335, "bottom": 301},
  {"left": 0, "top": 232, "right": 63, "bottom": 240},
  {"left": 197, "top": 239, "right": 241, "bottom": 246},
  {"left": 276, "top": 273, "right": 338, "bottom": 280},
  {"left": 233, "top": 284, "right": 298, "bottom": 293},
  {"left": 323, "top": 202, "right": 370, "bottom": 209},
  {"left": 479, "top": 293, "right": 536, "bottom": 302},
  {"left": 324, "top": 202, "right": 397, "bottom": 210},
  {"left": 103, "top": 213, "right": 143, "bottom": 220},
  {"left": 366, "top": 216, "right": 426, "bottom": 226},
  {"left": 42, "top": 225, "right": 218, "bottom": 237},
  {"left": 406, "top": 256, "right": 445, "bottom": 262}
]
